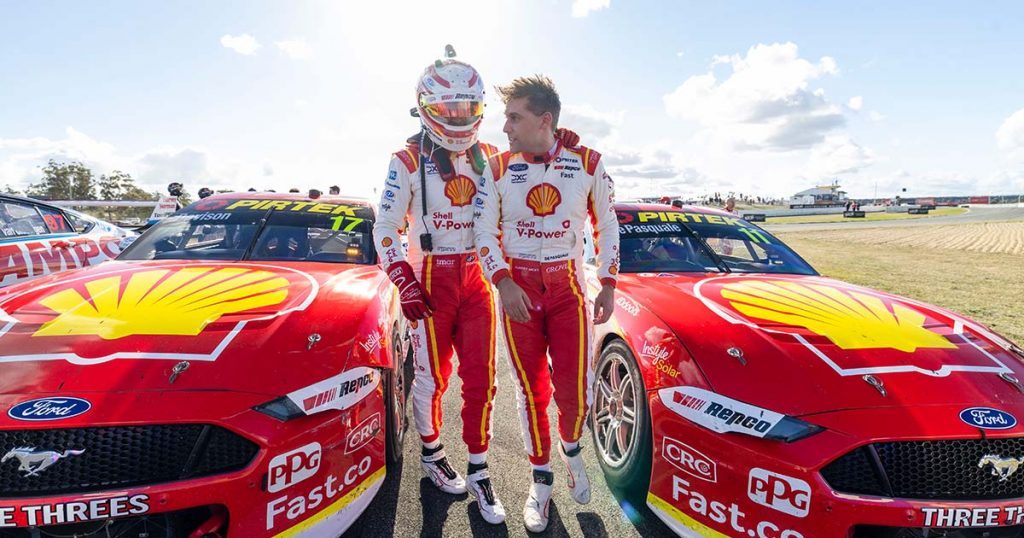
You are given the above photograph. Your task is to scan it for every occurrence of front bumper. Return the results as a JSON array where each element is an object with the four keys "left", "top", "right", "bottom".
[
  {"left": 647, "top": 395, "right": 1024, "bottom": 538},
  {"left": 0, "top": 389, "right": 386, "bottom": 537}
]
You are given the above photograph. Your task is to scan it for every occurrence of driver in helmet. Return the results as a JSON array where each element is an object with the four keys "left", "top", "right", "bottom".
[{"left": 372, "top": 48, "right": 579, "bottom": 526}]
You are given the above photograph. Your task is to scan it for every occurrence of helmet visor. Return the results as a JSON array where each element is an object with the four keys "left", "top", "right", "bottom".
[{"left": 421, "top": 100, "right": 483, "bottom": 127}]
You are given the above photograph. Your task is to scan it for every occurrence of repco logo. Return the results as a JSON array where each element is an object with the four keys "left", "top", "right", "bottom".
[
  {"left": 663, "top": 437, "right": 716, "bottom": 482},
  {"left": 346, "top": 413, "right": 381, "bottom": 454},
  {"left": 748, "top": 468, "right": 811, "bottom": 518},
  {"left": 267, "top": 442, "right": 321, "bottom": 493}
]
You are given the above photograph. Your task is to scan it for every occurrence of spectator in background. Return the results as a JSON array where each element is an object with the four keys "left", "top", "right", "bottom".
[
  {"left": 722, "top": 196, "right": 737, "bottom": 215},
  {"left": 288, "top": 188, "right": 300, "bottom": 193},
  {"left": 247, "top": 187, "right": 257, "bottom": 192},
  {"left": 671, "top": 199, "right": 684, "bottom": 209},
  {"left": 329, "top": 185, "right": 341, "bottom": 195},
  {"left": 198, "top": 187, "right": 213, "bottom": 199},
  {"left": 309, "top": 189, "right": 322, "bottom": 200}
]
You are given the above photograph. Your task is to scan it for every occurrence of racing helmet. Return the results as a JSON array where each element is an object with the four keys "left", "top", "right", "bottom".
[{"left": 415, "top": 58, "right": 484, "bottom": 152}]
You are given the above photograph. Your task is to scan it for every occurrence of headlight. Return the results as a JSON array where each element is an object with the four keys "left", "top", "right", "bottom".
[
  {"left": 253, "top": 397, "right": 305, "bottom": 421},
  {"left": 659, "top": 386, "right": 823, "bottom": 443}
]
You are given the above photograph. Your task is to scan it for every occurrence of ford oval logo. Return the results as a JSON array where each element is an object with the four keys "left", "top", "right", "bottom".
[
  {"left": 8, "top": 397, "right": 92, "bottom": 422},
  {"left": 960, "top": 407, "right": 1017, "bottom": 430}
]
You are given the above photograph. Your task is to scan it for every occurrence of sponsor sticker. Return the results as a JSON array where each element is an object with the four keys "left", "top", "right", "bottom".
[
  {"left": 747, "top": 468, "right": 811, "bottom": 518},
  {"left": 922, "top": 506, "right": 1024, "bottom": 528},
  {"left": 658, "top": 387, "right": 786, "bottom": 438},
  {"left": 268, "top": 442, "right": 322, "bottom": 493},
  {"left": 287, "top": 367, "right": 381, "bottom": 415},
  {"left": 662, "top": 436, "right": 716, "bottom": 482},
  {"left": 346, "top": 413, "right": 381, "bottom": 454},
  {"left": 509, "top": 163, "right": 528, "bottom": 172},
  {"left": 0, "top": 495, "right": 149, "bottom": 527}
]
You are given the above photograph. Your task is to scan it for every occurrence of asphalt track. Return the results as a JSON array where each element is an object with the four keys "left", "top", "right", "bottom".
[
  {"left": 342, "top": 340, "right": 674, "bottom": 538},
  {"left": 762, "top": 205, "right": 1024, "bottom": 233}
]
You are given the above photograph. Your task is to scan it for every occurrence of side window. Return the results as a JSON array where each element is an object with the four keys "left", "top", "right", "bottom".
[
  {"left": 0, "top": 202, "right": 49, "bottom": 237},
  {"left": 37, "top": 206, "right": 74, "bottom": 234},
  {"left": 64, "top": 212, "right": 95, "bottom": 233}
]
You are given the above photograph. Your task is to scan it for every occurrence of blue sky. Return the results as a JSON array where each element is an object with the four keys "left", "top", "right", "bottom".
[{"left": 2, "top": 0, "right": 1023, "bottom": 199}]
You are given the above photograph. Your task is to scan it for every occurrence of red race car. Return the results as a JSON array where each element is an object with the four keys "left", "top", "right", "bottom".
[
  {"left": 587, "top": 203, "right": 1024, "bottom": 538},
  {"left": 0, "top": 193, "right": 408, "bottom": 537}
]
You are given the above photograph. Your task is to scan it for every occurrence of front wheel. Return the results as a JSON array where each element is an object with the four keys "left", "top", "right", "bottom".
[
  {"left": 590, "top": 339, "right": 652, "bottom": 498},
  {"left": 384, "top": 335, "right": 408, "bottom": 467}
]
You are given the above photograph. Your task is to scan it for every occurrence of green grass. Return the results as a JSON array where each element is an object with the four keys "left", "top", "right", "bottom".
[
  {"left": 767, "top": 206, "right": 966, "bottom": 225},
  {"left": 778, "top": 233, "right": 1024, "bottom": 346}
]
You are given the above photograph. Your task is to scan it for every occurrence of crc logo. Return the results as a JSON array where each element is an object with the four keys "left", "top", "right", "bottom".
[
  {"left": 748, "top": 468, "right": 810, "bottom": 518},
  {"left": 346, "top": 413, "right": 382, "bottom": 454},
  {"left": 662, "top": 437, "right": 716, "bottom": 482},
  {"left": 267, "top": 442, "right": 321, "bottom": 493}
]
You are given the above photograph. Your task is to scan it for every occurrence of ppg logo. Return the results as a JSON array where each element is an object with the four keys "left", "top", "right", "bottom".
[
  {"left": 747, "top": 468, "right": 811, "bottom": 518},
  {"left": 268, "top": 442, "right": 322, "bottom": 493}
]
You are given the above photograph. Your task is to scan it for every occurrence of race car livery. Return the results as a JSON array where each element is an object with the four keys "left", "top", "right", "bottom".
[
  {"left": 0, "top": 195, "right": 131, "bottom": 288},
  {"left": 587, "top": 203, "right": 1024, "bottom": 538},
  {"left": 0, "top": 193, "right": 407, "bottom": 537}
]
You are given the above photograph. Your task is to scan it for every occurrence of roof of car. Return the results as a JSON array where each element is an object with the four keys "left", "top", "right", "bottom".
[
  {"left": 0, "top": 193, "right": 69, "bottom": 211},
  {"left": 194, "top": 192, "right": 372, "bottom": 207},
  {"left": 614, "top": 202, "right": 737, "bottom": 218}
]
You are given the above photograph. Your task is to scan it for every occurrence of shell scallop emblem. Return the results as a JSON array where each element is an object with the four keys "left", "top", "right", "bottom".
[
  {"left": 526, "top": 183, "right": 562, "bottom": 217},
  {"left": 719, "top": 279, "right": 956, "bottom": 353},
  {"left": 33, "top": 267, "right": 290, "bottom": 340},
  {"left": 444, "top": 175, "right": 477, "bottom": 207}
]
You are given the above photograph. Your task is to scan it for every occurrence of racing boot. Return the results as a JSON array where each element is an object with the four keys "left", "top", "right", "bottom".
[
  {"left": 559, "top": 443, "right": 591, "bottom": 504},
  {"left": 420, "top": 444, "right": 466, "bottom": 494},
  {"left": 467, "top": 462, "right": 506, "bottom": 524},
  {"left": 523, "top": 469, "right": 554, "bottom": 533}
]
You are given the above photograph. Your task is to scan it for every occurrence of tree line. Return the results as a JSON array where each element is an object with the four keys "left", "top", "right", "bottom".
[{"left": 1, "top": 160, "right": 166, "bottom": 221}]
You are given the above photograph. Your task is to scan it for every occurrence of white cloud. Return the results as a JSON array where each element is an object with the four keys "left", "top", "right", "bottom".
[
  {"left": 664, "top": 42, "right": 845, "bottom": 151},
  {"left": 220, "top": 33, "right": 261, "bottom": 55},
  {"left": 847, "top": 96, "right": 863, "bottom": 111},
  {"left": 869, "top": 111, "right": 886, "bottom": 122},
  {"left": 0, "top": 128, "right": 269, "bottom": 196},
  {"left": 571, "top": 0, "right": 609, "bottom": 17},
  {"left": 560, "top": 104, "right": 623, "bottom": 141},
  {"left": 996, "top": 107, "right": 1024, "bottom": 157},
  {"left": 275, "top": 39, "right": 313, "bottom": 60},
  {"left": 804, "top": 135, "right": 875, "bottom": 178},
  {"left": 676, "top": 51, "right": 685, "bottom": 58}
]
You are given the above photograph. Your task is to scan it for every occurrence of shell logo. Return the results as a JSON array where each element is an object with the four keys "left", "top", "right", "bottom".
[
  {"left": 719, "top": 279, "right": 955, "bottom": 353},
  {"left": 609, "top": 266, "right": 619, "bottom": 275},
  {"left": 34, "top": 267, "right": 290, "bottom": 340},
  {"left": 526, "top": 183, "right": 562, "bottom": 217},
  {"left": 382, "top": 237, "right": 393, "bottom": 247},
  {"left": 444, "top": 175, "right": 477, "bottom": 207},
  {"left": 480, "top": 247, "right": 489, "bottom": 256}
]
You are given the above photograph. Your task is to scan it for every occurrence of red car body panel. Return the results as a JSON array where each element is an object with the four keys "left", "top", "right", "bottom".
[
  {"left": 592, "top": 203, "right": 1024, "bottom": 537},
  {"left": 0, "top": 195, "right": 400, "bottom": 537}
]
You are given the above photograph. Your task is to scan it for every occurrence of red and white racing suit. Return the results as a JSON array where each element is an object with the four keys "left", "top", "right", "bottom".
[
  {"left": 373, "top": 142, "right": 500, "bottom": 454},
  {"left": 473, "top": 142, "right": 620, "bottom": 465}
]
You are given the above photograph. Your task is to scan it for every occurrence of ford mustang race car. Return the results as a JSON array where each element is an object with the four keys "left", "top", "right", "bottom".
[
  {"left": 587, "top": 203, "right": 1024, "bottom": 538},
  {"left": 0, "top": 194, "right": 408, "bottom": 537},
  {"left": 1, "top": 194, "right": 131, "bottom": 288}
]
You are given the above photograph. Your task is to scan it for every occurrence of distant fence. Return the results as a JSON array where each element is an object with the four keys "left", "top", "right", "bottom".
[{"left": 852, "top": 195, "right": 1024, "bottom": 206}]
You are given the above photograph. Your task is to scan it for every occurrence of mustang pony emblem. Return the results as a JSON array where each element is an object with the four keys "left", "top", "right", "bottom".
[
  {"left": 978, "top": 454, "right": 1024, "bottom": 482},
  {"left": 2, "top": 447, "right": 86, "bottom": 477}
]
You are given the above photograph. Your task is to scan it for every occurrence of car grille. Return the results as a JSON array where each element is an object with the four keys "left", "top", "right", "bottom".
[
  {"left": 822, "top": 438, "right": 1024, "bottom": 500},
  {"left": 0, "top": 425, "right": 258, "bottom": 498}
]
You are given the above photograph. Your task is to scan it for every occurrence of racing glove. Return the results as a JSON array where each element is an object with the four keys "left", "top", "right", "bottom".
[
  {"left": 386, "top": 261, "right": 434, "bottom": 320},
  {"left": 556, "top": 127, "right": 580, "bottom": 148}
]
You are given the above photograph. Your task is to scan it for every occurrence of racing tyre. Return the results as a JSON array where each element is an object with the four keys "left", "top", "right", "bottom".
[
  {"left": 591, "top": 339, "right": 652, "bottom": 499},
  {"left": 384, "top": 333, "right": 408, "bottom": 468}
]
